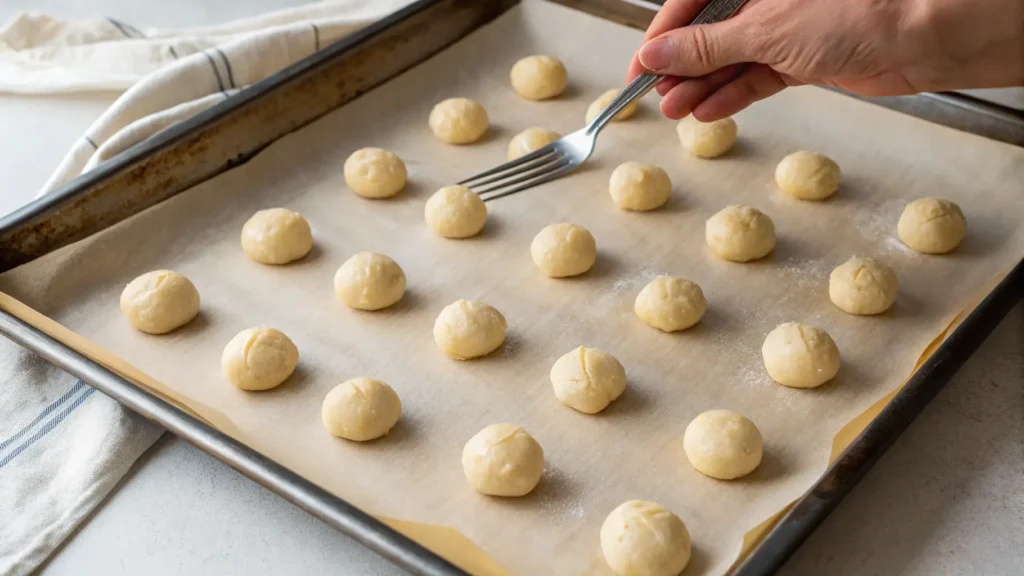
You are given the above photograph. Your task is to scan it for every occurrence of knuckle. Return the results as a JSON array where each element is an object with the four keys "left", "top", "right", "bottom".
[{"left": 688, "top": 26, "right": 717, "bottom": 70}]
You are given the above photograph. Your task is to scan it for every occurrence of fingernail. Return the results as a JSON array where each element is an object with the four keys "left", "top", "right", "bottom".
[{"left": 639, "top": 38, "right": 674, "bottom": 71}]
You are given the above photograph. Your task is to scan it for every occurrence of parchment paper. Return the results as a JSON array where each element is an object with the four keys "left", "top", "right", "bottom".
[{"left": 3, "top": 2, "right": 1024, "bottom": 574}]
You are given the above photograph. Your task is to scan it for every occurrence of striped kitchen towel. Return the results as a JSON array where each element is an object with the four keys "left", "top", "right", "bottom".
[
  {"left": 0, "top": 348, "right": 163, "bottom": 575},
  {"left": 0, "top": 0, "right": 414, "bottom": 195},
  {"left": 0, "top": 1, "right": 412, "bottom": 574}
]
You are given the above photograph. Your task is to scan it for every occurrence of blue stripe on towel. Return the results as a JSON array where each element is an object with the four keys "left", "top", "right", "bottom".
[
  {"left": 202, "top": 51, "right": 226, "bottom": 92},
  {"left": 0, "top": 381, "right": 86, "bottom": 451},
  {"left": 0, "top": 387, "right": 96, "bottom": 470},
  {"left": 107, "top": 17, "right": 134, "bottom": 38},
  {"left": 213, "top": 48, "right": 235, "bottom": 89}
]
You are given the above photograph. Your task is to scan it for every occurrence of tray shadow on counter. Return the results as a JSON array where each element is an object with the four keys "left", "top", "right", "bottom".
[{"left": 777, "top": 303, "right": 1024, "bottom": 576}]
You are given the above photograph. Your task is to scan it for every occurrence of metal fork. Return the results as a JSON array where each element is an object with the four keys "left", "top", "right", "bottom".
[{"left": 460, "top": 0, "right": 750, "bottom": 202}]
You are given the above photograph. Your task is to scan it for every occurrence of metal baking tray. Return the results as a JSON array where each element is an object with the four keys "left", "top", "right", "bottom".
[{"left": 1, "top": 1, "right": 1021, "bottom": 574}]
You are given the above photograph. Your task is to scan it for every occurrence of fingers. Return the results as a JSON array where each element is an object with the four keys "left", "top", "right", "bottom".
[
  {"left": 656, "top": 76, "right": 684, "bottom": 96},
  {"left": 692, "top": 64, "right": 793, "bottom": 121},
  {"left": 627, "top": 0, "right": 717, "bottom": 82},
  {"left": 659, "top": 64, "right": 746, "bottom": 119},
  {"left": 638, "top": 16, "right": 761, "bottom": 78}
]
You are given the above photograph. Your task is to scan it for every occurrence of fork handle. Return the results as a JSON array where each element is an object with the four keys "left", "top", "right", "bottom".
[
  {"left": 587, "top": 0, "right": 751, "bottom": 132},
  {"left": 689, "top": 0, "right": 751, "bottom": 26}
]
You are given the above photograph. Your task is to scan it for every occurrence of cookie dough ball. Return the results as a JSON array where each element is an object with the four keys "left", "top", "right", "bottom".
[
  {"left": 429, "top": 97, "right": 489, "bottom": 144},
  {"left": 609, "top": 162, "right": 672, "bottom": 211},
  {"left": 509, "top": 55, "right": 567, "bottom": 100},
  {"left": 222, "top": 327, "right": 299, "bottom": 391},
  {"left": 634, "top": 275, "right": 706, "bottom": 332},
  {"left": 507, "top": 127, "right": 561, "bottom": 161},
  {"left": 321, "top": 378, "right": 402, "bottom": 442},
  {"left": 586, "top": 88, "right": 639, "bottom": 124},
  {"left": 531, "top": 222, "right": 597, "bottom": 278},
  {"left": 829, "top": 256, "right": 898, "bottom": 315},
  {"left": 333, "top": 252, "right": 406, "bottom": 311},
  {"left": 775, "top": 151, "right": 841, "bottom": 201},
  {"left": 897, "top": 197, "right": 967, "bottom": 254},
  {"left": 119, "top": 270, "right": 200, "bottom": 334},
  {"left": 424, "top": 185, "right": 488, "bottom": 238},
  {"left": 684, "top": 409, "right": 763, "bottom": 480},
  {"left": 550, "top": 346, "right": 626, "bottom": 414},
  {"left": 600, "top": 500, "right": 691, "bottom": 576},
  {"left": 240, "top": 208, "right": 313, "bottom": 265},
  {"left": 433, "top": 300, "right": 507, "bottom": 359},
  {"left": 343, "top": 147, "right": 407, "bottom": 199},
  {"left": 462, "top": 423, "right": 544, "bottom": 497},
  {"left": 676, "top": 115, "right": 737, "bottom": 158},
  {"left": 705, "top": 205, "right": 776, "bottom": 262},
  {"left": 762, "top": 322, "right": 840, "bottom": 389}
]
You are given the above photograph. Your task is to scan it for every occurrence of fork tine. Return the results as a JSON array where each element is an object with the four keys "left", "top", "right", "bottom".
[
  {"left": 471, "top": 152, "right": 569, "bottom": 192},
  {"left": 479, "top": 160, "right": 578, "bottom": 202},
  {"left": 474, "top": 156, "right": 571, "bottom": 196},
  {"left": 458, "top": 146, "right": 557, "bottom": 187}
]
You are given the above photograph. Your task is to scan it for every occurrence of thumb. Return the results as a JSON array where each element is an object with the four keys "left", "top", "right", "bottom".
[{"left": 638, "top": 18, "right": 762, "bottom": 78}]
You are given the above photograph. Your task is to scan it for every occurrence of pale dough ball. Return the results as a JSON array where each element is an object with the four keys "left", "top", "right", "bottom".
[
  {"left": 705, "top": 205, "right": 776, "bottom": 262},
  {"left": 775, "top": 151, "right": 841, "bottom": 201},
  {"left": 507, "top": 127, "right": 561, "bottom": 161},
  {"left": 509, "top": 55, "right": 567, "bottom": 100},
  {"left": 240, "top": 208, "right": 313, "bottom": 265},
  {"left": 321, "top": 377, "right": 402, "bottom": 442},
  {"left": 531, "top": 222, "right": 597, "bottom": 278},
  {"left": 829, "top": 256, "right": 898, "bottom": 315},
  {"left": 600, "top": 500, "right": 691, "bottom": 576},
  {"left": 222, "top": 327, "right": 299, "bottom": 391},
  {"left": 343, "top": 147, "right": 407, "bottom": 199},
  {"left": 684, "top": 409, "right": 763, "bottom": 480},
  {"left": 897, "top": 197, "right": 967, "bottom": 254},
  {"left": 424, "top": 185, "right": 488, "bottom": 238},
  {"left": 585, "top": 88, "right": 639, "bottom": 124},
  {"left": 429, "top": 97, "right": 489, "bottom": 144},
  {"left": 549, "top": 346, "right": 626, "bottom": 414},
  {"left": 462, "top": 423, "right": 544, "bottom": 497},
  {"left": 333, "top": 252, "right": 406, "bottom": 311},
  {"left": 609, "top": 162, "right": 671, "bottom": 211},
  {"left": 762, "top": 322, "right": 840, "bottom": 389},
  {"left": 634, "top": 275, "right": 706, "bottom": 332},
  {"left": 433, "top": 300, "right": 507, "bottom": 359},
  {"left": 119, "top": 270, "right": 200, "bottom": 334},
  {"left": 676, "top": 115, "right": 737, "bottom": 158}
]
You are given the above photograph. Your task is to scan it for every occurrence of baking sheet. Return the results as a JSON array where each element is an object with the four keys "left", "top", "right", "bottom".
[{"left": 3, "top": 1, "right": 1024, "bottom": 574}]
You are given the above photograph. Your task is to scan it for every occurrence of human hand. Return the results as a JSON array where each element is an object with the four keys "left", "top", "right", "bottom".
[{"left": 627, "top": 0, "right": 1024, "bottom": 121}]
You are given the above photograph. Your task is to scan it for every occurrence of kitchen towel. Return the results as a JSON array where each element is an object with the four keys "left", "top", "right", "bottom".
[{"left": 0, "top": 1, "right": 412, "bottom": 574}]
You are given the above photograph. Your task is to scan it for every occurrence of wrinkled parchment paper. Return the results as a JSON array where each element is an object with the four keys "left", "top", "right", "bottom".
[{"left": 3, "top": 2, "right": 1024, "bottom": 574}]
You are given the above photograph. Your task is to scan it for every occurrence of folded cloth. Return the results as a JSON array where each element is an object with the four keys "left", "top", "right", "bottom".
[
  {"left": 0, "top": 2, "right": 411, "bottom": 574},
  {"left": 0, "top": 0, "right": 413, "bottom": 195}
]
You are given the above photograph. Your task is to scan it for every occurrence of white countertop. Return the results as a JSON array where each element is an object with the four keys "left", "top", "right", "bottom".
[{"left": 1, "top": 1, "right": 1021, "bottom": 574}]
